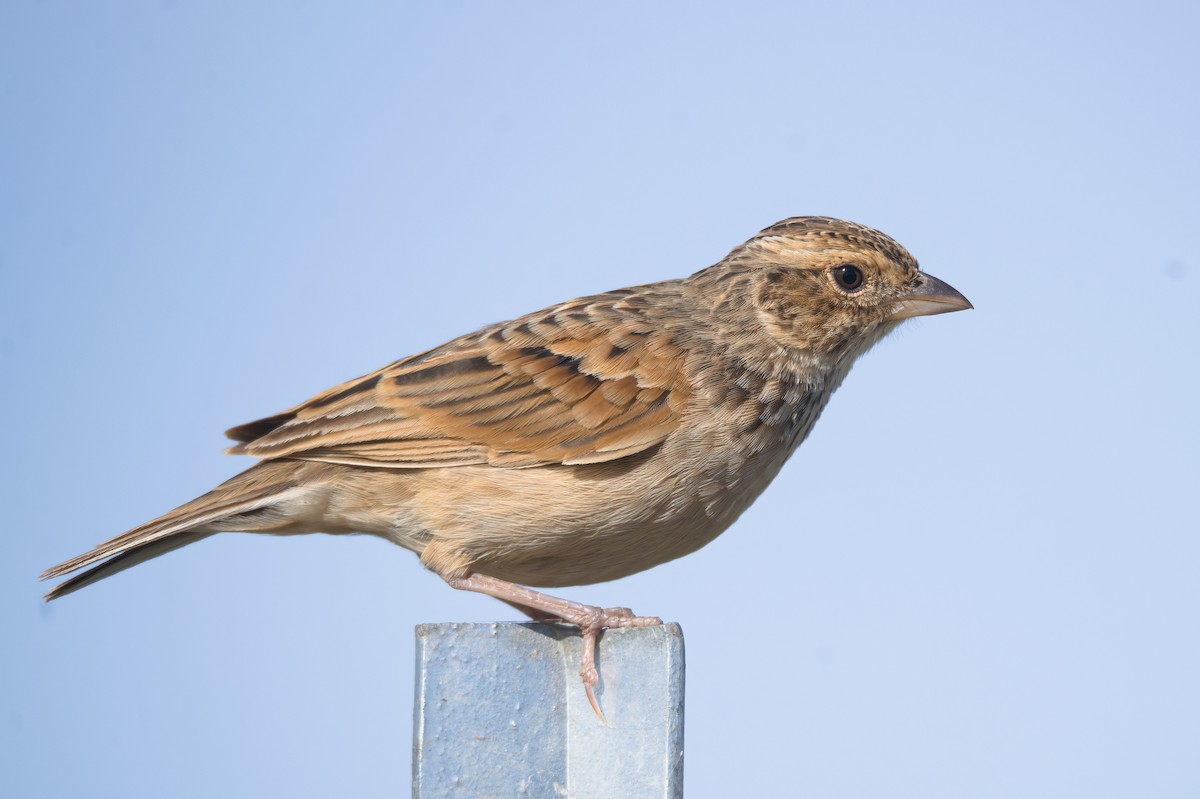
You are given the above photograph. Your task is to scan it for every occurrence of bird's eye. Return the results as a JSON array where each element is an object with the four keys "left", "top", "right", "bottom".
[{"left": 832, "top": 264, "right": 865, "bottom": 292}]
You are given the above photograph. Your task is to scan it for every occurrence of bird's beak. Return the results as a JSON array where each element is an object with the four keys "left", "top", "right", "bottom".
[{"left": 887, "top": 272, "right": 973, "bottom": 321}]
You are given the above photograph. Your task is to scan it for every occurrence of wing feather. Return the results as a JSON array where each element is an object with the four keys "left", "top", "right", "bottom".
[{"left": 225, "top": 287, "right": 690, "bottom": 468}]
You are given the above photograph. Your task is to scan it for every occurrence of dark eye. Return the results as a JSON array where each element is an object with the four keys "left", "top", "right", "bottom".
[{"left": 832, "top": 264, "right": 865, "bottom": 291}]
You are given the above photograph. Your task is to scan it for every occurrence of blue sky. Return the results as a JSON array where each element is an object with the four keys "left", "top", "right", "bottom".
[{"left": 3, "top": 2, "right": 1198, "bottom": 797}]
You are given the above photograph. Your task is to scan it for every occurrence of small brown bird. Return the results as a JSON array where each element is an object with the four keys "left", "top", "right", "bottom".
[{"left": 42, "top": 216, "right": 970, "bottom": 718}]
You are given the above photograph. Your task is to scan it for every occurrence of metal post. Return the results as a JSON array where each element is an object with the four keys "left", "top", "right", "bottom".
[{"left": 413, "top": 622, "right": 685, "bottom": 798}]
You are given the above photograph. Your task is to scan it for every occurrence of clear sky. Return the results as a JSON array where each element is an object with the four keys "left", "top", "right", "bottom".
[{"left": 3, "top": 2, "right": 1198, "bottom": 797}]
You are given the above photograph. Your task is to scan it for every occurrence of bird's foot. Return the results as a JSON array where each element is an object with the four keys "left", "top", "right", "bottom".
[
  {"left": 444, "top": 572, "right": 662, "bottom": 722},
  {"left": 567, "top": 605, "right": 663, "bottom": 723}
]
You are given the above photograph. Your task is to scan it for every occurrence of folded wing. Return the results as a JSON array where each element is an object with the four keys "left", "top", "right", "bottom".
[{"left": 225, "top": 291, "right": 690, "bottom": 469}]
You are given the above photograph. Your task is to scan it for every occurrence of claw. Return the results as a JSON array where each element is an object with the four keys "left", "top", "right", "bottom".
[
  {"left": 585, "top": 681, "right": 608, "bottom": 724},
  {"left": 579, "top": 624, "right": 607, "bottom": 723}
]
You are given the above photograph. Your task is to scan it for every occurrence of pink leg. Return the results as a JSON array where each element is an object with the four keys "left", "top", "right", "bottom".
[
  {"left": 497, "top": 597, "right": 563, "bottom": 623},
  {"left": 445, "top": 572, "right": 662, "bottom": 721}
]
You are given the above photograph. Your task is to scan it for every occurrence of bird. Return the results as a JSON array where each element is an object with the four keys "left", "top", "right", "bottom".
[{"left": 42, "top": 216, "right": 971, "bottom": 719}]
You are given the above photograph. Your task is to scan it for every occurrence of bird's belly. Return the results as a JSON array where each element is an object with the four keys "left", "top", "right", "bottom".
[{"left": 412, "top": 440, "right": 794, "bottom": 588}]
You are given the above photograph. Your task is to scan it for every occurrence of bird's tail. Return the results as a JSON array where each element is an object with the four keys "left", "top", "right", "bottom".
[{"left": 41, "top": 460, "right": 314, "bottom": 600}]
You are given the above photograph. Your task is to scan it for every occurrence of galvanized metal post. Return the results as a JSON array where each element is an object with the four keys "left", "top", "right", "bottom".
[{"left": 413, "top": 621, "right": 685, "bottom": 798}]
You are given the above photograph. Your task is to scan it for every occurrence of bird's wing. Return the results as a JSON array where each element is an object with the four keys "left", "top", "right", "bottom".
[{"left": 224, "top": 290, "right": 691, "bottom": 468}]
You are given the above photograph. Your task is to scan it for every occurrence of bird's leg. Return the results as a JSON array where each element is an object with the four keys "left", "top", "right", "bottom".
[
  {"left": 498, "top": 597, "right": 563, "bottom": 623},
  {"left": 445, "top": 572, "right": 662, "bottom": 721}
]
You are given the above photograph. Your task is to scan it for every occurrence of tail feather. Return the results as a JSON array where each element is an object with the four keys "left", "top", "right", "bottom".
[
  {"left": 43, "top": 531, "right": 217, "bottom": 600},
  {"left": 41, "top": 461, "right": 310, "bottom": 600},
  {"left": 40, "top": 486, "right": 289, "bottom": 581}
]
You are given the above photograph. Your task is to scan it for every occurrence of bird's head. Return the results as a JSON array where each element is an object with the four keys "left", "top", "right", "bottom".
[{"left": 700, "top": 216, "right": 972, "bottom": 363}]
